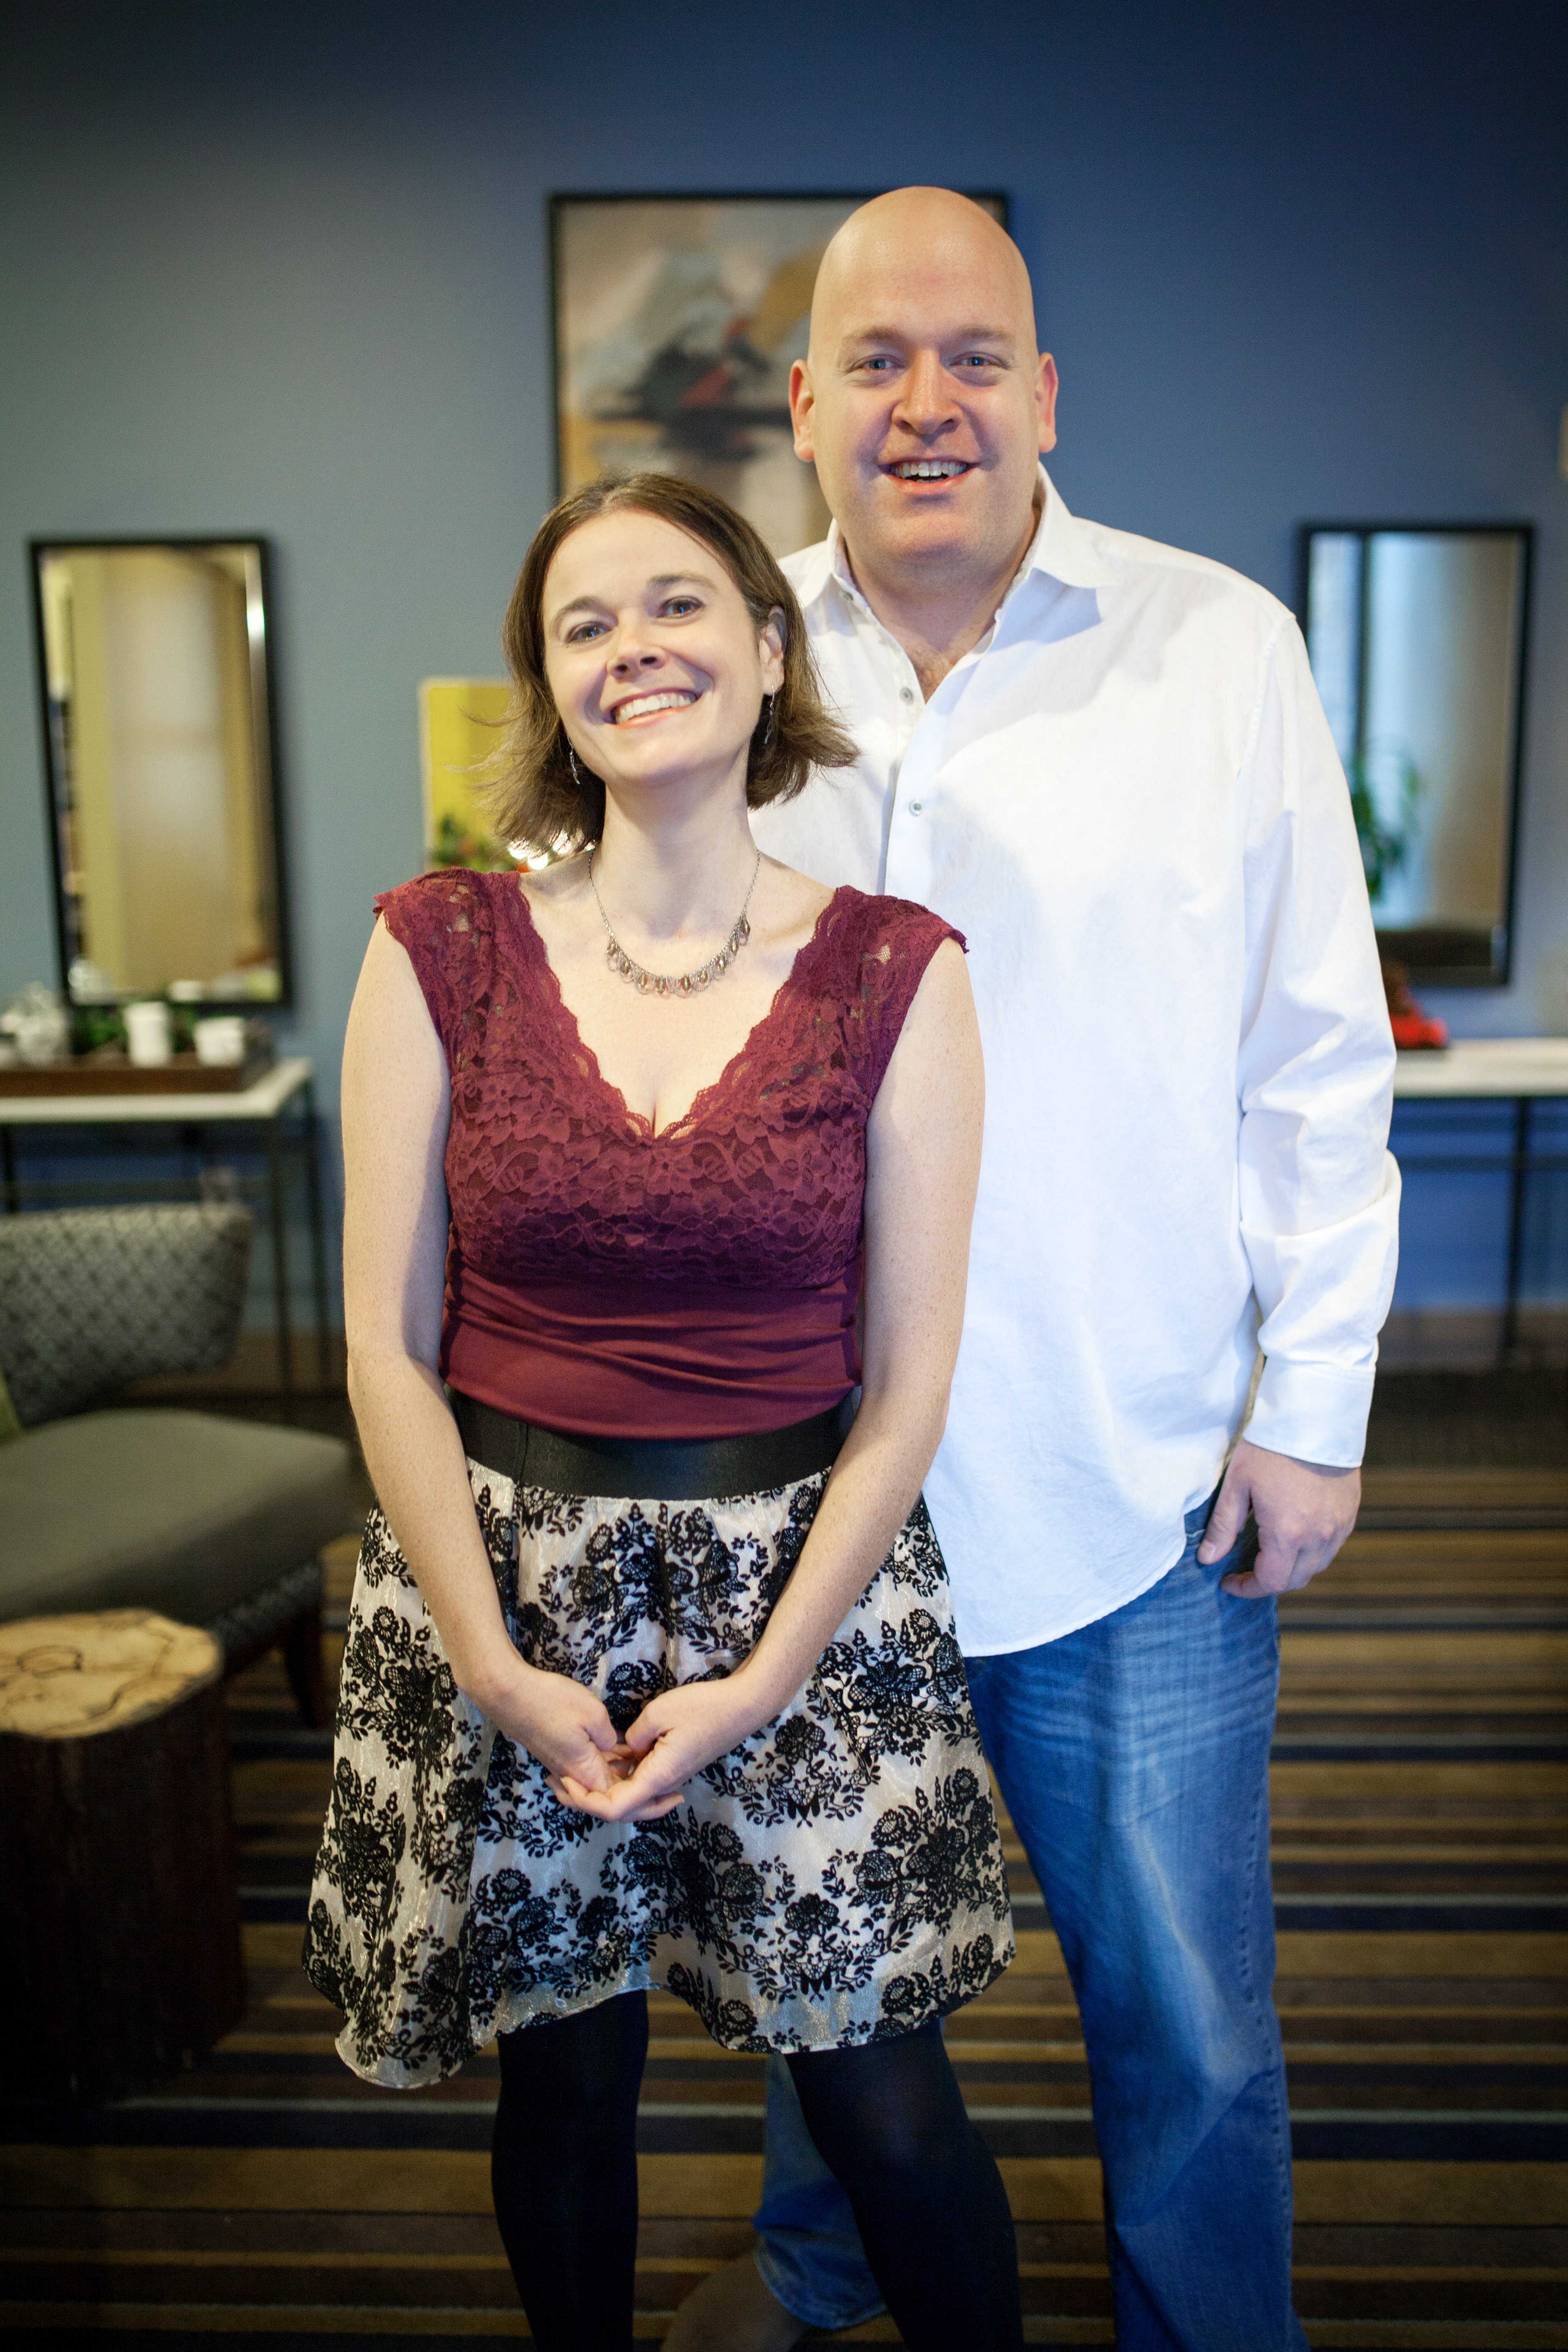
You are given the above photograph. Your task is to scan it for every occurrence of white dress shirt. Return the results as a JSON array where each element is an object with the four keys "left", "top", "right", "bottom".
[{"left": 753, "top": 471, "right": 1400, "bottom": 1655}]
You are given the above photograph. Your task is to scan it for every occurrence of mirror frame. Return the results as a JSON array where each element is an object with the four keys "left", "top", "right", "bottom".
[
  {"left": 27, "top": 532, "right": 294, "bottom": 1014},
  {"left": 1297, "top": 520, "right": 1534, "bottom": 989}
]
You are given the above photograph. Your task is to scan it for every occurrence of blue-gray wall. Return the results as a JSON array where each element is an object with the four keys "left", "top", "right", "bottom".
[{"left": 3, "top": 0, "right": 1565, "bottom": 1323}]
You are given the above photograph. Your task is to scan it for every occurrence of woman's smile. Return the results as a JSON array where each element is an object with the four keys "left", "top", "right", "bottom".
[{"left": 606, "top": 687, "right": 701, "bottom": 725}]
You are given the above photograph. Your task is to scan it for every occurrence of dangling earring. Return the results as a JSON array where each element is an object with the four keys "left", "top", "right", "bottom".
[
  {"left": 567, "top": 741, "right": 586, "bottom": 789},
  {"left": 760, "top": 694, "right": 776, "bottom": 750}
]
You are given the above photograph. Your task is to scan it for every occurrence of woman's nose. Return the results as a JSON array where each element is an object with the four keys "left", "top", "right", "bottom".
[{"left": 609, "top": 638, "right": 663, "bottom": 674}]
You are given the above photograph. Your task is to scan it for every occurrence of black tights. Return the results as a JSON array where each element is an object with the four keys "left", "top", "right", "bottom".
[{"left": 492, "top": 1993, "right": 1023, "bottom": 2352}]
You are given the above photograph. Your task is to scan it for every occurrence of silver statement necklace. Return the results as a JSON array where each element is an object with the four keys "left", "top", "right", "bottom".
[{"left": 588, "top": 846, "right": 762, "bottom": 999}]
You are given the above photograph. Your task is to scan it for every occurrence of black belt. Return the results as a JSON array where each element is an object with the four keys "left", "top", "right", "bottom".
[{"left": 449, "top": 1391, "right": 854, "bottom": 1502}]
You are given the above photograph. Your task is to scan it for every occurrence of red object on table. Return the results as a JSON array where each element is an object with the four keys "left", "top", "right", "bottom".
[{"left": 1382, "top": 961, "right": 1448, "bottom": 1051}]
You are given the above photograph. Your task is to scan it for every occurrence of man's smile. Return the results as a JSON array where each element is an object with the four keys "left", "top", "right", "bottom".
[{"left": 885, "top": 459, "right": 974, "bottom": 481}]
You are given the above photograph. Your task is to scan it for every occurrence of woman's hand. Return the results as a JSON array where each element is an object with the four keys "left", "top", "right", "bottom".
[
  {"left": 478, "top": 1658, "right": 632, "bottom": 1803},
  {"left": 550, "top": 1676, "right": 764, "bottom": 1825}
]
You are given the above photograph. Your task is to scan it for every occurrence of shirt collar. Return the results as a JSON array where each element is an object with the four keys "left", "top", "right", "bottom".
[{"left": 796, "top": 464, "right": 1118, "bottom": 618}]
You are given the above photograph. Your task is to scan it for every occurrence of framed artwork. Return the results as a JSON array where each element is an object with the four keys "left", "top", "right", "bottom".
[
  {"left": 418, "top": 678, "right": 512, "bottom": 870},
  {"left": 552, "top": 192, "right": 1008, "bottom": 557}
]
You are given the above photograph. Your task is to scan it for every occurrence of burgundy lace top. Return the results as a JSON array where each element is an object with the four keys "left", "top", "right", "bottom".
[{"left": 374, "top": 870, "right": 962, "bottom": 1439}]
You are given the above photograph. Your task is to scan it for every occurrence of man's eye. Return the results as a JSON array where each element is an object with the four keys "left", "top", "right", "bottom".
[{"left": 955, "top": 355, "right": 1001, "bottom": 370}]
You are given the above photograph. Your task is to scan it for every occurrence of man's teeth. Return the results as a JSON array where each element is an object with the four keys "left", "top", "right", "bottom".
[
  {"left": 613, "top": 691, "right": 696, "bottom": 722},
  {"left": 892, "top": 461, "right": 968, "bottom": 479}
]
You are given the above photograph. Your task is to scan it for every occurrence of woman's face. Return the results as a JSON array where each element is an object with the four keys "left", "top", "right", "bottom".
[{"left": 542, "top": 510, "right": 784, "bottom": 807}]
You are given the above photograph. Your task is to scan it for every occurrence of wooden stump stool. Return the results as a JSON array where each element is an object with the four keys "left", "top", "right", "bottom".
[{"left": 0, "top": 1608, "right": 245, "bottom": 2099}]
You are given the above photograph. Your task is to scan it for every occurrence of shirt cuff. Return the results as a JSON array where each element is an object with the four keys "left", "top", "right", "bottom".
[{"left": 1245, "top": 1354, "right": 1375, "bottom": 1468}]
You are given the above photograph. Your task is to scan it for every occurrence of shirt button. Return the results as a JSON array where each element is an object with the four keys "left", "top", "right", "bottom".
[
  {"left": 908, "top": 801, "right": 923, "bottom": 814},
  {"left": 900, "top": 687, "right": 914, "bottom": 703}
]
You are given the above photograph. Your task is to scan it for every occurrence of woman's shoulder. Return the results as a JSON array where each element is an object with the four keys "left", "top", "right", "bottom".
[
  {"left": 812, "top": 889, "right": 967, "bottom": 1099},
  {"left": 374, "top": 864, "right": 516, "bottom": 936},
  {"left": 371, "top": 869, "right": 520, "bottom": 1047},
  {"left": 822, "top": 885, "right": 967, "bottom": 963},
  {"left": 374, "top": 868, "right": 529, "bottom": 979}
]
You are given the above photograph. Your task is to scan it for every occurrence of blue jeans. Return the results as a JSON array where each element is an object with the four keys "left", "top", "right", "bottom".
[{"left": 753, "top": 1496, "right": 1308, "bottom": 2352}]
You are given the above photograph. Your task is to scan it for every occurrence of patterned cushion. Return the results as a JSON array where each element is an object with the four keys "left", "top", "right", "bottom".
[{"left": 0, "top": 1206, "right": 251, "bottom": 1426}]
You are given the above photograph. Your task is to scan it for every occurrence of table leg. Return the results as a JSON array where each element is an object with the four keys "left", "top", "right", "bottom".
[
  {"left": 1500, "top": 1094, "right": 1532, "bottom": 1367},
  {"left": 266, "top": 1117, "right": 295, "bottom": 1397},
  {"left": 302, "top": 1079, "right": 332, "bottom": 1388}
]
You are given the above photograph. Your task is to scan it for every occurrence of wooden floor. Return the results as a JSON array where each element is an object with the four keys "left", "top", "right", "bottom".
[{"left": 3, "top": 1473, "right": 1565, "bottom": 2347}]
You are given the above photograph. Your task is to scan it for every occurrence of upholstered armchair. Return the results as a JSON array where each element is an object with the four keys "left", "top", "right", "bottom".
[{"left": 0, "top": 1205, "right": 357, "bottom": 1723}]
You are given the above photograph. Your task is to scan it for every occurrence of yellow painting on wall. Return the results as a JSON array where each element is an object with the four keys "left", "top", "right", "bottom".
[{"left": 418, "top": 678, "right": 513, "bottom": 871}]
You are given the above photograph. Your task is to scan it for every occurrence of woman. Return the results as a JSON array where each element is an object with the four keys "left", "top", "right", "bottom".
[{"left": 305, "top": 473, "right": 1021, "bottom": 2351}]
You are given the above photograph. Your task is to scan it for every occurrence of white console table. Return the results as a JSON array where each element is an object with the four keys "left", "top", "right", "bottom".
[
  {"left": 1392, "top": 1037, "right": 1568, "bottom": 1364},
  {"left": 0, "top": 1057, "right": 331, "bottom": 1394}
]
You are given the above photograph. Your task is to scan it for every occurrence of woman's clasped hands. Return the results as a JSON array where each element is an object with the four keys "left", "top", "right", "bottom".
[{"left": 487, "top": 1658, "right": 768, "bottom": 1825}]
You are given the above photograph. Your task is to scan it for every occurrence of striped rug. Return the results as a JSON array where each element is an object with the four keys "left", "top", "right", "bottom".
[{"left": 3, "top": 1468, "right": 1565, "bottom": 2347}]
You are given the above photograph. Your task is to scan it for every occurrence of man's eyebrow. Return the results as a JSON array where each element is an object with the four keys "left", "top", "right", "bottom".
[{"left": 837, "top": 326, "right": 1016, "bottom": 357}]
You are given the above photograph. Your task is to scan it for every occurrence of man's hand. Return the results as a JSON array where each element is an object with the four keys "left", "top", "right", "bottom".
[
  {"left": 1197, "top": 1435, "right": 1361, "bottom": 1598},
  {"left": 551, "top": 1678, "right": 763, "bottom": 1826}
]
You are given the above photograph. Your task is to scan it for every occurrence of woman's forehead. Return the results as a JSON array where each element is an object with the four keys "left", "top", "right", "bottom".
[{"left": 545, "top": 509, "right": 730, "bottom": 603}]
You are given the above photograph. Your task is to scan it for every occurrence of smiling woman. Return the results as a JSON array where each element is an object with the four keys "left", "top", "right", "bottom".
[
  {"left": 303, "top": 472, "right": 1024, "bottom": 2349},
  {"left": 488, "top": 469, "right": 855, "bottom": 856}
]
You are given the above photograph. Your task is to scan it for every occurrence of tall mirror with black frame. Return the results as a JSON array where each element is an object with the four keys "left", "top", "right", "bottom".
[
  {"left": 30, "top": 537, "right": 291, "bottom": 1012},
  {"left": 1300, "top": 523, "right": 1532, "bottom": 986}
]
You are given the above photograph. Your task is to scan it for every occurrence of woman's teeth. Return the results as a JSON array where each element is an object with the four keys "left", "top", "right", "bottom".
[{"left": 612, "top": 691, "right": 697, "bottom": 722}]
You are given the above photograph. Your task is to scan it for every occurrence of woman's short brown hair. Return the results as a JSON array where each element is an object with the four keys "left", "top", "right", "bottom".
[{"left": 485, "top": 472, "right": 858, "bottom": 855}]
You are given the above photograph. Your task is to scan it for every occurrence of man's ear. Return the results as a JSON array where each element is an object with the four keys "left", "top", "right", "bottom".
[
  {"left": 1036, "top": 353, "right": 1060, "bottom": 456},
  {"left": 789, "top": 358, "right": 816, "bottom": 461}
]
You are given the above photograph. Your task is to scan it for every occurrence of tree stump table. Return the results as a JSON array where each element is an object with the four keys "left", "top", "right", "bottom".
[{"left": 0, "top": 1607, "right": 245, "bottom": 2099}]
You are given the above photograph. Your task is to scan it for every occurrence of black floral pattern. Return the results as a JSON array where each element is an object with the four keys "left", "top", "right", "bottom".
[{"left": 304, "top": 1457, "right": 1013, "bottom": 2088}]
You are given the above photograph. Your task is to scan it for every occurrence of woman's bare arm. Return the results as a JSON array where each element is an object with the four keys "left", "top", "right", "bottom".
[
  {"left": 342, "top": 919, "right": 627, "bottom": 1798},
  {"left": 557, "top": 937, "right": 983, "bottom": 1820}
]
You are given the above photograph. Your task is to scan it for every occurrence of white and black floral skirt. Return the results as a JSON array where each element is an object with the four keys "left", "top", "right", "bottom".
[{"left": 304, "top": 1457, "right": 1013, "bottom": 2089}]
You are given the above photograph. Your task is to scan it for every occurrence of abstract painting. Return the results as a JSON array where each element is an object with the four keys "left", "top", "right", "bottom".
[{"left": 552, "top": 193, "right": 1007, "bottom": 557}]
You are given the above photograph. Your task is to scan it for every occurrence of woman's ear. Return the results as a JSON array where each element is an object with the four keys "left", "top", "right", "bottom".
[{"left": 760, "top": 606, "right": 787, "bottom": 694}]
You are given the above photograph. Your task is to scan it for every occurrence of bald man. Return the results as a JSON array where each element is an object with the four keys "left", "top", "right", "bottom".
[{"left": 666, "top": 191, "right": 1398, "bottom": 2352}]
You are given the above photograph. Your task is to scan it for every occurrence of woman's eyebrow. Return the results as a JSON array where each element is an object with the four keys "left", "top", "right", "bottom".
[{"left": 552, "top": 571, "right": 717, "bottom": 626}]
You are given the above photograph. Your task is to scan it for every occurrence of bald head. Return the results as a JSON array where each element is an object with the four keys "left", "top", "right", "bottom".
[
  {"left": 790, "top": 186, "right": 1057, "bottom": 616},
  {"left": 810, "top": 188, "right": 1037, "bottom": 366}
]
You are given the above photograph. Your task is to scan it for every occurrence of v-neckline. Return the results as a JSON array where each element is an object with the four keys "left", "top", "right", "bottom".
[{"left": 503, "top": 878, "right": 849, "bottom": 1143}]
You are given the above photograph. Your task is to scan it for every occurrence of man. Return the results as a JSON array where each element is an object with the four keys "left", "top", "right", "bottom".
[{"left": 667, "top": 188, "right": 1398, "bottom": 2352}]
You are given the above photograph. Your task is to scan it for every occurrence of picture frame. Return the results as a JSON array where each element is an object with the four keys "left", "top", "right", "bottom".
[{"left": 551, "top": 191, "right": 1009, "bottom": 557}]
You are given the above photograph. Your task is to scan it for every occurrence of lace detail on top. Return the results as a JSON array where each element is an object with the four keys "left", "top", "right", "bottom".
[{"left": 373, "top": 871, "right": 962, "bottom": 1434}]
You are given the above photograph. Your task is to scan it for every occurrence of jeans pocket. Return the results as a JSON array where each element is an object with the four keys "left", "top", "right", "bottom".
[{"left": 1185, "top": 1484, "right": 1259, "bottom": 1580}]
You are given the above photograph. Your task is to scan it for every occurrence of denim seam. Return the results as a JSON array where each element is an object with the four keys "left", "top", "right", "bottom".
[
  {"left": 752, "top": 2240, "right": 886, "bottom": 2332},
  {"left": 1234, "top": 1647, "right": 1296, "bottom": 2322}
]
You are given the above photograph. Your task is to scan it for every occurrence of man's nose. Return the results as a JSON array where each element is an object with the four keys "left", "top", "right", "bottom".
[{"left": 893, "top": 351, "right": 960, "bottom": 434}]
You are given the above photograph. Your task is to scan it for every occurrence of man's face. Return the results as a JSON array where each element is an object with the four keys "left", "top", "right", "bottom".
[{"left": 791, "top": 212, "right": 1058, "bottom": 584}]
